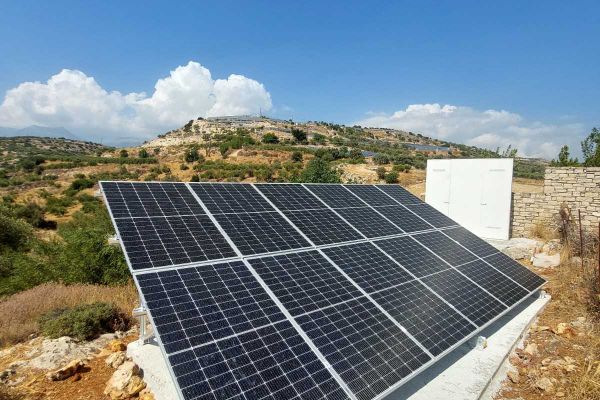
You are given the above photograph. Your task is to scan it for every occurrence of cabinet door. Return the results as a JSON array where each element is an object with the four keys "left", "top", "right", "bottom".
[
  {"left": 425, "top": 160, "right": 451, "bottom": 214},
  {"left": 480, "top": 159, "right": 513, "bottom": 240}
]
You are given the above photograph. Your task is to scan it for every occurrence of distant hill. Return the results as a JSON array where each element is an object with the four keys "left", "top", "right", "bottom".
[{"left": 0, "top": 125, "right": 78, "bottom": 140}]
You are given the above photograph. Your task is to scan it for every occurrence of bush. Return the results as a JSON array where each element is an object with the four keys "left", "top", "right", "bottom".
[
  {"left": 298, "top": 158, "right": 341, "bottom": 183},
  {"left": 384, "top": 171, "right": 399, "bottom": 184},
  {"left": 138, "top": 148, "right": 149, "bottom": 158},
  {"left": 184, "top": 146, "right": 201, "bottom": 163},
  {"left": 291, "top": 128, "right": 308, "bottom": 144},
  {"left": 373, "top": 154, "right": 390, "bottom": 165},
  {"left": 180, "top": 163, "right": 189, "bottom": 171},
  {"left": 262, "top": 133, "right": 279, "bottom": 144},
  {"left": 190, "top": 175, "right": 200, "bottom": 182},
  {"left": 376, "top": 167, "right": 386, "bottom": 180},
  {"left": 69, "top": 177, "right": 95, "bottom": 192},
  {"left": 291, "top": 151, "right": 303, "bottom": 162},
  {"left": 119, "top": 149, "right": 129, "bottom": 158},
  {"left": 39, "top": 302, "right": 130, "bottom": 341}
]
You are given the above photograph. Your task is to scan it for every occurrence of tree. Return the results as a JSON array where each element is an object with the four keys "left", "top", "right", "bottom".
[
  {"left": 138, "top": 148, "right": 148, "bottom": 158},
  {"left": 498, "top": 145, "right": 518, "bottom": 158},
  {"left": 119, "top": 149, "right": 129, "bottom": 158},
  {"left": 581, "top": 127, "right": 600, "bottom": 166},
  {"left": 291, "top": 128, "right": 307, "bottom": 144},
  {"left": 297, "top": 158, "right": 341, "bottom": 183},
  {"left": 202, "top": 133, "right": 214, "bottom": 156},
  {"left": 384, "top": 171, "right": 399, "bottom": 184},
  {"left": 262, "top": 133, "right": 279, "bottom": 144}
]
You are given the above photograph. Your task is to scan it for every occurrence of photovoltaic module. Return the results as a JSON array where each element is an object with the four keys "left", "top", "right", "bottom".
[{"left": 101, "top": 181, "right": 545, "bottom": 400}]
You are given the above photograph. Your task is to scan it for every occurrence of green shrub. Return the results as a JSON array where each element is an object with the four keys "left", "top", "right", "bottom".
[
  {"left": 297, "top": 158, "right": 340, "bottom": 183},
  {"left": 376, "top": 167, "right": 386, "bottom": 180},
  {"left": 39, "top": 302, "right": 129, "bottom": 341},
  {"left": 69, "top": 178, "right": 95, "bottom": 192},
  {"left": 384, "top": 171, "right": 399, "bottom": 184},
  {"left": 291, "top": 151, "right": 303, "bottom": 162},
  {"left": 262, "top": 133, "right": 279, "bottom": 144},
  {"left": 291, "top": 128, "right": 308, "bottom": 144},
  {"left": 373, "top": 154, "right": 390, "bottom": 165},
  {"left": 138, "top": 148, "right": 148, "bottom": 158},
  {"left": 119, "top": 149, "right": 129, "bottom": 158}
]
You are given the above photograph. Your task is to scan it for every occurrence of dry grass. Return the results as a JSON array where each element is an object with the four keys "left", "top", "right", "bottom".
[
  {"left": 0, "top": 282, "right": 138, "bottom": 347},
  {"left": 530, "top": 222, "right": 557, "bottom": 241}
]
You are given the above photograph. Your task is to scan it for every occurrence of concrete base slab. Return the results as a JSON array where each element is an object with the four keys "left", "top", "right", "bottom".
[
  {"left": 390, "top": 292, "right": 550, "bottom": 400},
  {"left": 127, "top": 293, "right": 549, "bottom": 400},
  {"left": 127, "top": 338, "right": 178, "bottom": 400}
]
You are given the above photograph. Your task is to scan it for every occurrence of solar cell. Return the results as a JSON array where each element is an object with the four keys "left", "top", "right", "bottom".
[
  {"left": 421, "top": 269, "right": 507, "bottom": 326},
  {"left": 283, "top": 209, "right": 363, "bottom": 245},
  {"left": 375, "top": 185, "right": 421, "bottom": 205},
  {"left": 255, "top": 184, "right": 327, "bottom": 211},
  {"left": 334, "top": 207, "right": 402, "bottom": 238},
  {"left": 374, "top": 205, "right": 433, "bottom": 233},
  {"left": 136, "top": 261, "right": 286, "bottom": 354},
  {"left": 102, "top": 182, "right": 205, "bottom": 218},
  {"left": 322, "top": 242, "right": 414, "bottom": 293},
  {"left": 443, "top": 227, "right": 500, "bottom": 258},
  {"left": 456, "top": 260, "right": 530, "bottom": 306},
  {"left": 374, "top": 236, "right": 451, "bottom": 277},
  {"left": 372, "top": 281, "right": 476, "bottom": 356},
  {"left": 114, "top": 215, "right": 236, "bottom": 270},
  {"left": 483, "top": 252, "right": 546, "bottom": 292},
  {"left": 304, "top": 184, "right": 366, "bottom": 209},
  {"left": 296, "top": 297, "right": 431, "bottom": 400},
  {"left": 214, "top": 212, "right": 311, "bottom": 255},
  {"left": 169, "top": 320, "right": 350, "bottom": 400},
  {"left": 249, "top": 251, "right": 363, "bottom": 316},
  {"left": 412, "top": 231, "right": 478, "bottom": 266},
  {"left": 405, "top": 203, "right": 458, "bottom": 228},
  {"left": 189, "top": 183, "right": 274, "bottom": 214},
  {"left": 344, "top": 185, "right": 398, "bottom": 207}
]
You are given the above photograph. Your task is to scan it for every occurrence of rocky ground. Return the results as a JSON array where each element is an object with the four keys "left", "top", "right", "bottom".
[{"left": 0, "top": 328, "right": 154, "bottom": 400}]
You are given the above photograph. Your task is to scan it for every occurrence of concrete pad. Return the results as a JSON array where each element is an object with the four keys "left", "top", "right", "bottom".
[
  {"left": 487, "top": 237, "right": 541, "bottom": 260},
  {"left": 128, "top": 293, "right": 549, "bottom": 400},
  {"left": 127, "top": 338, "right": 178, "bottom": 400},
  {"left": 390, "top": 292, "right": 550, "bottom": 400}
]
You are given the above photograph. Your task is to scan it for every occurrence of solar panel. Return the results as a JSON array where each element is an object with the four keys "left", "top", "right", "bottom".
[
  {"left": 334, "top": 207, "right": 402, "bottom": 238},
  {"left": 283, "top": 209, "right": 364, "bottom": 245},
  {"left": 322, "top": 242, "right": 413, "bottom": 293},
  {"left": 100, "top": 181, "right": 546, "bottom": 400},
  {"left": 456, "top": 260, "right": 530, "bottom": 306},
  {"left": 296, "top": 298, "right": 431, "bottom": 400},
  {"left": 412, "top": 231, "right": 478, "bottom": 266},
  {"left": 169, "top": 320, "right": 350, "bottom": 400},
  {"left": 483, "top": 252, "right": 546, "bottom": 292},
  {"left": 405, "top": 203, "right": 458, "bottom": 228},
  {"left": 421, "top": 269, "right": 507, "bottom": 326},
  {"left": 305, "top": 184, "right": 366, "bottom": 209},
  {"left": 249, "top": 251, "right": 363, "bottom": 316},
  {"left": 103, "top": 182, "right": 205, "bottom": 218},
  {"left": 214, "top": 212, "right": 311, "bottom": 255},
  {"left": 114, "top": 215, "right": 236, "bottom": 270},
  {"left": 344, "top": 185, "right": 398, "bottom": 206},
  {"left": 375, "top": 185, "right": 421, "bottom": 205},
  {"left": 189, "top": 183, "right": 274, "bottom": 214},
  {"left": 372, "top": 281, "right": 476, "bottom": 356},
  {"left": 374, "top": 205, "right": 433, "bottom": 233},
  {"left": 443, "top": 227, "right": 500, "bottom": 258},
  {"left": 255, "top": 184, "right": 327, "bottom": 210},
  {"left": 136, "top": 261, "right": 287, "bottom": 354},
  {"left": 374, "top": 236, "right": 451, "bottom": 277}
]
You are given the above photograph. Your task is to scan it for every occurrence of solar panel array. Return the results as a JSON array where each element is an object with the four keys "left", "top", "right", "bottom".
[{"left": 101, "top": 181, "right": 545, "bottom": 400}]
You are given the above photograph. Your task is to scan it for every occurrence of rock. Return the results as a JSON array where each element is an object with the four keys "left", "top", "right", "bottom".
[
  {"left": 489, "top": 237, "right": 540, "bottom": 260},
  {"left": 46, "top": 359, "right": 85, "bottom": 381},
  {"left": 105, "top": 351, "right": 127, "bottom": 369},
  {"left": 535, "top": 325, "right": 551, "bottom": 332},
  {"left": 535, "top": 377, "right": 555, "bottom": 393},
  {"left": 70, "top": 373, "right": 82, "bottom": 382},
  {"left": 524, "top": 343, "right": 538, "bottom": 357},
  {"left": 532, "top": 252, "right": 561, "bottom": 268},
  {"left": 27, "top": 335, "right": 116, "bottom": 370},
  {"left": 556, "top": 392, "right": 565, "bottom": 397},
  {"left": 507, "top": 370, "right": 520, "bottom": 383},
  {"left": 542, "top": 239, "right": 561, "bottom": 253},
  {"left": 109, "top": 340, "right": 127, "bottom": 352},
  {"left": 553, "top": 323, "right": 577, "bottom": 338},
  {"left": 139, "top": 388, "right": 155, "bottom": 400},
  {"left": 104, "top": 361, "right": 146, "bottom": 400}
]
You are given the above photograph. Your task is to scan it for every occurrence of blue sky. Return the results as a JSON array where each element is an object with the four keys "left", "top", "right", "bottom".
[{"left": 0, "top": 1, "right": 598, "bottom": 157}]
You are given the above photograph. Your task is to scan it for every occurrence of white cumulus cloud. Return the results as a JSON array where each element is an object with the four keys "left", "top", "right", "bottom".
[
  {"left": 355, "top": 103, "right": 584, "bottom": 159},
  {"left": 0, "top": 61, "right": 272, "bottom": 144}
]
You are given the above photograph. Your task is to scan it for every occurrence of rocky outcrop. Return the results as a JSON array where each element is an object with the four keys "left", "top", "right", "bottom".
[
  {"left": 46, "top": 359, "right": 85, "bottom": 381},
  {"left": 104, "top": 361, "right": 146, "bottom": 400}
]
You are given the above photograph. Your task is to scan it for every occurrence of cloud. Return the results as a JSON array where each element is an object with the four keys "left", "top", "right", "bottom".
[
  {"left": 355, "top": 103, "right": 585, "bottom": 159},
  {"left": 0, "top": 61, "right": 272, "bottom": 144}
]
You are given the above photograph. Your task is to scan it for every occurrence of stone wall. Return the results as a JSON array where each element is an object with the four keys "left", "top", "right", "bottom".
[{"left": 511, "top": 167, "right": 600, "bottom": 237}]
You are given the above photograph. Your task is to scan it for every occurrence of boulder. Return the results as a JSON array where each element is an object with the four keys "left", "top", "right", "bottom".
[
  {"left": 46, "top": 359, "right": 85, "bottom": 381},
  {"left": 105, "top": 351, "right": 127, "bottom": 369},
  {"left": 532, "top": 252, "right": 561, "bottom": 268},
  {"left": 104, "top": 361, "right": 146, "bottom": 400}
]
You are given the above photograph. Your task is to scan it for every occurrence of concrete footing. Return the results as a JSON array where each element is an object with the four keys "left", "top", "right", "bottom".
[{"left": 128, "top": 292, "right": 549, "bottom": 400}]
